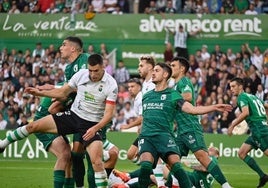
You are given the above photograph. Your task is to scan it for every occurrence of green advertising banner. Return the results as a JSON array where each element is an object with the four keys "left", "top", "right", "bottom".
[
  {"left": 0, "top": 131, "right": 266, "bottom": 166},
  {"left": 1, "top": 14, "right": 268, "bottom": 74},
  {"left": 0, "top": 14, "right": 267, "bottom": 40}
]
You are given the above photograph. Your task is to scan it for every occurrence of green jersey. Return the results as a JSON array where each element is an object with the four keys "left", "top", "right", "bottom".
[
  {"left": 34, "top": 97, "right": 51, "bottom": 120},
  {"left": 189, "top": 156, "right": 217, "bottom": 188},
  {"left": 237, "top": 92, "right": 268, "bottom": 136},
  {"left": 174, "top": 76, "right": 202, "bottom": 134},
  {"left": 64, "top": 53, "right": 89, "bottom": 82},
  {"left": 140, "top": 88, "right": 179, "bottom": 137}
]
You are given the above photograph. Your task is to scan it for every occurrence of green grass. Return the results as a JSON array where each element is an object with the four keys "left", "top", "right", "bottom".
[{"left": 0, "top": 159, "right": 268, "bottom": 188}]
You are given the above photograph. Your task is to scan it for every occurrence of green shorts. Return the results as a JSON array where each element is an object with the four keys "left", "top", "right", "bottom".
[
  {"left": 245, "top": 135, "right": 268, "bottom": 151},
  {"left": 34, "top": 133, "right": 69, "bottom": 151},
  {"left": 138, "top": 134, "right": 180, "bottom": 167},
  {"left": 176, "top": 131, "right": 207, "bottom": 157}
]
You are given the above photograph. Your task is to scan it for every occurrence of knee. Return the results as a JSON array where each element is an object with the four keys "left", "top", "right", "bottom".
[
  {"left": 26, "top": 122, "right": 38, "bottom": 133},
  {"left": 238, "top": 149, "right": 247, "bottom": 159},
  {"left": 109, "top": 146, "right": 119, "bottom": 159}
]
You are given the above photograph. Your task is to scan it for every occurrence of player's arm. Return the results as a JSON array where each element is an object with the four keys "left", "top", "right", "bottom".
[
  {"left": 181, "top": 91, "right": 192, "bottom": 102},
  {"left": 24, "top": 83, "right": 74, "bottom": 100},
  {"left": 228, "top": 106, "right": 249, "bottom": 136},
  {"left": 180, "top": 100, "right": 232, "bottom": 115},
  {"left": 83, "top": 102, "right": 116, "bottom": 141},
  {"left": 120, "top": 116, "right": 142, "bottom": 130}
]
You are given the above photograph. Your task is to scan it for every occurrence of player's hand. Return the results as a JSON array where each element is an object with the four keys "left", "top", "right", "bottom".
[
  {"left": 215, "top": 104, "right": 233, "bottom": 112},
  {"left": 227, "top": 126, "right": 234, "bottom": 136},
  {"left": 36, "top": 84, "right": 54, "bottom": 90},
  {"left": 83, "top": 127, "right": 97, "bottom": 141},
  {"left": 120, "top": 124, "right": 128, "bottom": 130},
  {"left": 24, "top": 87, "right": 41, "bottom": 96}
]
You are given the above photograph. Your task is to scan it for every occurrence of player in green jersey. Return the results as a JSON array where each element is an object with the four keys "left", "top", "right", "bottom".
[
  {"left": 228, "top": 77, "right": 268, "bottom": 188},
  {"left": 170, "top": 56, "right": 232, "bottom": 188},
  {"left": 32, "top": 36, "right": 89, "bottom": 188},
  {"left": 138, "top": 62, "right": 232, "bottom": 188},
  {"left": 34, "top": 95, "right": 73, "bottom": 188}
]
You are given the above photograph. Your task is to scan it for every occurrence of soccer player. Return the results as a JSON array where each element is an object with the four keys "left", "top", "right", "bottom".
[
  {"left": 0, "top": 54, "right": 118, "bottom": 188},
  {"left": 120, "top": 78, "right": 143, "bottom": 163},
  {"left": 170, "top": 56, "right": 232, "bottom": 188},
  {"left": 36, "top": 36, "right": 93, "bottom": 188},
  {"left": 228, "top": 77, "right": 268, "bottom": 188},
  {"left": 32, "top": 36, "right": 89, "bottom": 188},
  {"left": 138, "top": 62, "right": 232, "bottom": 188}
]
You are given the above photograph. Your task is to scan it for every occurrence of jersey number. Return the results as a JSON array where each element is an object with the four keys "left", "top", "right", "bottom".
[{"left": 252, "top": 99, "right": 266, "bottom": 116}]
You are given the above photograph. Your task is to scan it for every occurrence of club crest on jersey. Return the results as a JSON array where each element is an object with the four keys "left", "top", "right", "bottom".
[
  {"left": 99, "top": 85, "right": 103, "bottom": 92},
  {"left": 161, "top": 94, "right": 166, "bottom": 100},
  {"left": 73, "top": 64, "right": 78, "bottom": 72}
]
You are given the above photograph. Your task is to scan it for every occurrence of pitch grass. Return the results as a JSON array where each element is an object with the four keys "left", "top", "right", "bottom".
[{"left": 0, "top": 159, "right": 267, "bottom": 188}]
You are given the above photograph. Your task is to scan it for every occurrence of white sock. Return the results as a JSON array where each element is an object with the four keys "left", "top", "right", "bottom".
[
  {"left": 222, "top": 182, "right": 232, "bottom": 188},
  {"left": 95, "top": 170, "right": 108, "bottom": 188},
  {"left": 1, "top": 126, "right": 29, "bottom": 148},
  {"left": 153, "top": 163, "right": 165, "bottom": 187}
]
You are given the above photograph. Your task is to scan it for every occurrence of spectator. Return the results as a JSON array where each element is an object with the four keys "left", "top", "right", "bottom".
[
  {"left": 245, "top": 44, "right": 263, "bottom": 73},
  {"left": 163, "top": 42, "right": 174, "bottom": 64},
  {"left": 112, "top": 5, "right": 123, "bottom": 14},
  {"left": 38, "top": 0, "right": 55, "bottom": 13},
  {"left": 208, "top": 119, "right": 222, "bottom": 134},
  {"left": 0, "top": 113, "right": 7, "bottom": 130},
  {"left": 5, "top": 116, "right": 19, "bottom": 130},
  {"left": 245, "top": 1, "right": 258, "bottom": 14},
  {"left": 2, "top": 0, "right": 11, "bottom": 12},
  {"left": 166, "top": 24, "right": 200, "bottom": 60},
  {"left": 104, "top": 0, "right": 118, "bottom": 13},
  {"left": 117, "top": 84, "right": 130, "bottom": 102},
  {"left": 114, "top": 60, "right": 130, "bottom": 84},
  {"left": 159, "top": 0, "right": 177, "bottom": 14},
  {"left": 255, "top": 84, "right": 265, "bottom": 100},
  {"left": 222, "top": 0, "right": 235, "bottom": 14},
  {"left": 118, "top": 0, "right": 130, "bottom": 13},
  {"left": 32, "top": 42, "right": 45, "bottom": 58},
  {"left": 45, "top": 2, "right": 59, "bottom": 13},
  {"left": 201, "top": 44, "right": 211, "bottom": 61},
  {"left": 103, "top": 58, "right": 113, "bottom": 76},
  {"left": 91, "top": 0, "right": 105, "bottom": 13},
  {"left": 8, "top": 1, "right": 21, "bottom": 14},
  {"left": 207, "top": 0, "right": 222, "bottom": 13},
  {"left": 144, "top": 0, "right": 159, "bottom": 14},
  {"left": 234, "top": 0, "right": 249, "bottom": 13},
  {"left": 99, "top": 43, "right": 109, "bottom": 57}
]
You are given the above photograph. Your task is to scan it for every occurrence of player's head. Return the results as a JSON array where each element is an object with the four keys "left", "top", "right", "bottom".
[
  {"left": 152, "top": 62, "right": 172, "bottom": 84},
  {"left": 88, "top": 54, "right": 104, "bottom": 82},
  {"left": 59, "top": 36, "right": 83, "bottom": 60},
  {"left": 208, "top": 146, "right": 219, "bottom": 159},
  {"left": 64, "top": 36, "right": 83, "bottom": 52},
  {"left": 127, "top": 77, "right": 142, "bottom": 97},
  {"left": 170, "top": 56, "right": 189, "bottom": 79},
  {"left": 138, "top": 55, "right": 156, "bottom": 79},
  {"left": 229, "top": 77, "right": 244, "bottom": 96}
]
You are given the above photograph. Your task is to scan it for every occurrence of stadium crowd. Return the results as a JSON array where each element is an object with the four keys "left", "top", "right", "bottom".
[
  {"left": 0, "top": 0, "right": 268, "bottom": 15},
  {"left": 0, "top": 38, "right": 268, "bottom": 135}
]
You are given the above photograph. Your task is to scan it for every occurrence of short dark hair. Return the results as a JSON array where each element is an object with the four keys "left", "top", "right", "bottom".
[
  {"left": 65, "top": 36, "right": 83, "bottom": 49},
  {"left": 171, "top": 56, "right": 190, "bottom": 73},
  {"left": 88, "top": 54, "right": 103, "bottom": 66},
  {"left": 128, "top": 77, "right": 142, "bottom": 87},
  {"left": 230, "top": 77, "right": 244, "bottom": 87},
  {"left": 156, "top": 62, "right": 172, "bottom": 80}
]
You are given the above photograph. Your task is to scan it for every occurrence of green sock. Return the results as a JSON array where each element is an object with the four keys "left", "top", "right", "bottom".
[
  {"left": 243, "top": 155, "right": 265, "bottom": 178},
  {"left": 71, "top": 152, "right": 85, "bottom": 187},
  {"left": 207, "top": 160, "right": 227, "bottom": 185},
  {"left": 3, "top": 126, "right": 29, "bottom": 147},
  {"left": 171, "top": 162, "right": 192, "bottom": 188},
  {"left": 54, "top": 170, "right": 65, "bottom": 188},
  {"left": 64, "top": 178, "right": 74, "bottom": 188},
  {"left": 86, "top": 153, "right": 96, "bottom": 188},
  {"left": 138, "top": 161, "right": 153, "bottom": 188},
  {"left": 129, "top": 168, "right": 141, "bottom": 178},
  {"left": 165, "top": 172, "right": 173, "bottom": 187}
]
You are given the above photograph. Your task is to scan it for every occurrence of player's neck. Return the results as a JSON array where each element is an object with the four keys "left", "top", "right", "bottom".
[{"left": 155, "top": 81, "right": 168, "bottom": 91}]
